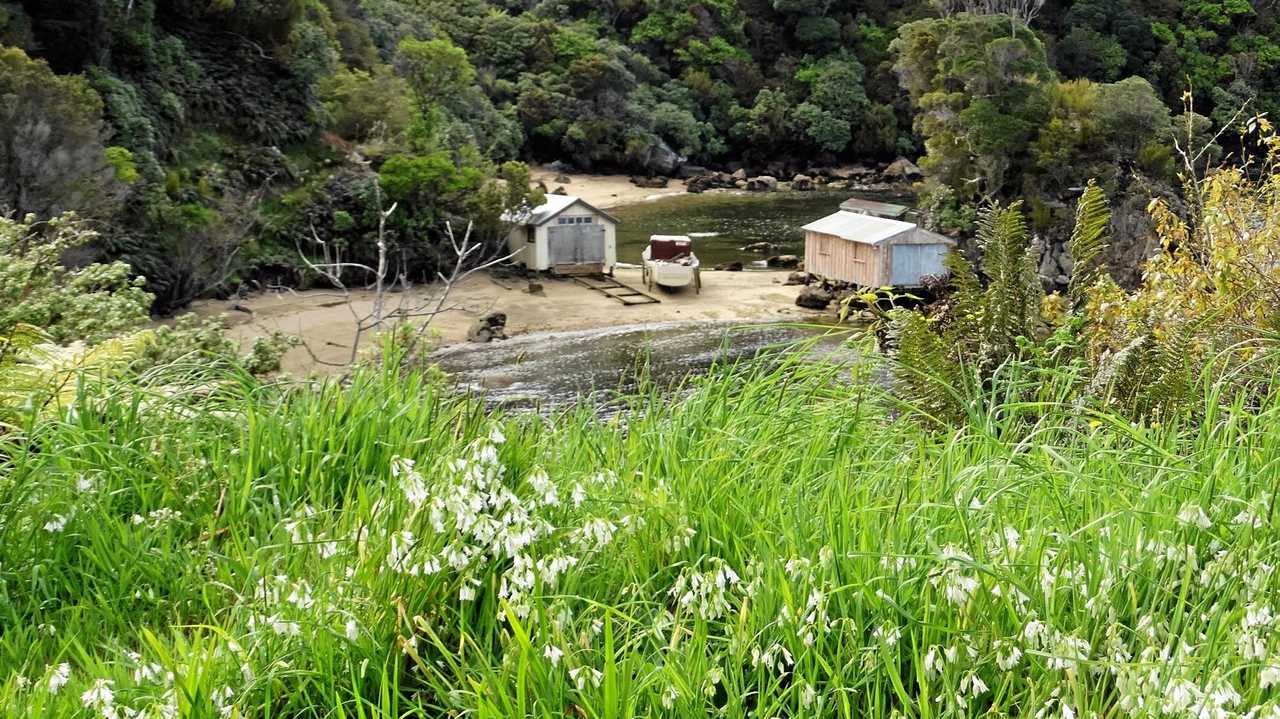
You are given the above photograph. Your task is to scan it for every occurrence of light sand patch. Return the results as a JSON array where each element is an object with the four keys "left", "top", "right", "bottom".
[
  {"left": 530, "top": 167, "right": 686, "bottom": 209},
  {"left": 187, "top": 268, "right": 816, "bottom": 375}
]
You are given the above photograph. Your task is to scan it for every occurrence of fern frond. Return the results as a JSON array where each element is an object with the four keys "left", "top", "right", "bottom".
[
  {"left": 43, "top": 330, "right": 156, "bottom": 414},
  {"left": 0, "top": 329, "right": 154, "bottom": 425},
  {"left": 888, "top": 309, "right": 966, "bottom": 424},
  {"left": 1067, "top": 181, "right": 1111, "bottom": 304},
  {"left": 0, "top": 323, "right": 51, "bottom": 365},
  {"left": 1138, "top": 327, "right": 1195, "bottom": 419},
  {"left": 977, "top": 202, "right": 1042, "bottom": 365},
  {"left": 944, "top": 250, "right": 983, "bottom": 343}
]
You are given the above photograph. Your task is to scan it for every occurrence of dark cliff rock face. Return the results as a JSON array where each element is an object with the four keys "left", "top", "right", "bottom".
[
  {"left": 957, "top": 184, "right": 1179, "bottom": 293},
  {"left": 1105, "top": 189, "right": 1177, "bottom": 289}
]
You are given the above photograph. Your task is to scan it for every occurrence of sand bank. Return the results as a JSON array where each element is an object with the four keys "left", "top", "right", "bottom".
[{"left": 191, "top": 267, "right": 814, "bottom": 374}]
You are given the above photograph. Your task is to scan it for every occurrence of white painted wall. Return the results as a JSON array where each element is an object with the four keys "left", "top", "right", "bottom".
[{"left": 506, "top": 207, "right": 616, "bottom": 273}]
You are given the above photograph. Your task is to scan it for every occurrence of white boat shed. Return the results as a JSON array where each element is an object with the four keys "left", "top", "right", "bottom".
[
  {"left": 802, "top": 211, "right": 956, "bottom": 288},
  {"left": 504, "top": 195, "right": 619, "bottom": 276}
]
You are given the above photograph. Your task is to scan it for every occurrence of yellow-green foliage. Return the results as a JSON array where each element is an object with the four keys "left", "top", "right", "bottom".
[
  {"left": 0, "top": 324, "right": 153, "bottom": 429},
  {"left": 1082, "top": 165, "right": 1280, "bottom": 415}
]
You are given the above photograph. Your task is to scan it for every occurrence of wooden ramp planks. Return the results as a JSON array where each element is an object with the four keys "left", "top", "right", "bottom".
[{"left": 572, "top": 275, "right": 661, "bottom": 306}]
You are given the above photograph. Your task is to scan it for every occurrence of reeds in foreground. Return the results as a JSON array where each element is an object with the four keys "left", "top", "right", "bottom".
[{"left": 2, "top": 354, "right": 1280, "bottom": 719}]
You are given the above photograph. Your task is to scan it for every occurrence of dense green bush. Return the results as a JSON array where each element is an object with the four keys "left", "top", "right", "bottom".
[
  {"left": 0, "top": 48, "right": 126, "bottom": 220},
  {"left": 0, "top": 214, "right": 151, "bottom": 344}
]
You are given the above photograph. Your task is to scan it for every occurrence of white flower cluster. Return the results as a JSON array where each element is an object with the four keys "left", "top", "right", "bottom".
[
  {"left": 931, "top": 545, "right": 980, "bottom": 608},
  {"left": 669, "top": 557, "right": 742, "bottom": 621},
  {"left": 384, "top": 430, "right": 641, "bottom": 620}
]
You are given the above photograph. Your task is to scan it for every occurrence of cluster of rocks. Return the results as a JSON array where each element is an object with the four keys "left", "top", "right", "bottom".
[
  {"left": 467, "top": 312, "right": 508, "bottom": 343},
  {"left": 675, "top": 157, "right": 923, "bottom": 196},
  {"left": 789, "top": 277, "right": 880, "bottom": 312},
  {"left": 796, "top": 285, "right": 835, "bottom": 310}
]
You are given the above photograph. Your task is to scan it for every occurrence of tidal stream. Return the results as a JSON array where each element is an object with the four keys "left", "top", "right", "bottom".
[{"left": 431, "top": 321, "right": 856, "bottom": 411}]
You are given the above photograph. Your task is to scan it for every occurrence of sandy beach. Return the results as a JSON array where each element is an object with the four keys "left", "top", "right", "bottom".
[
  {"left": 529, "top": 166, "right": 687, "bottom": 209},
  {"left": 192, "top": 267, "right": 814, "bottom": 374}
]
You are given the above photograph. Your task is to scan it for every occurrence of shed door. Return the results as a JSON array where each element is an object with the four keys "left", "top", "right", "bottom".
[
  {"left": 548, "top": 224, "right": 606, "bottom": 264},
  {"left": 890, "top": 244, "right": 949, "bottom": 286}
]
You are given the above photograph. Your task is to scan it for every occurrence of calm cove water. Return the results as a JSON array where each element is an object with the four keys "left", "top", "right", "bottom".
[{"left": 612, "top": 189, "right": 913, "bottom": 268}]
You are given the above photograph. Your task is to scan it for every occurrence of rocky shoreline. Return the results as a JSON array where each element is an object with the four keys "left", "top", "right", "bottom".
[
  {"left": 537, "top": 157, "right": 923, "bottom": 202},
  {"left": 674, "top": 157, "right": 923, "bottom": 197}
]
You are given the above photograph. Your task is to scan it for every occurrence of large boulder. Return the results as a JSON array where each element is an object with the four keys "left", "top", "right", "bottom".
[
  {"left": 767, "top": 254, "right": 800, "bottom": 269},
  {"left": 731, "top": 168, "right": 748, "bottom": 181},
  {"left": 741, "top": 241, "right": 774, "bottom": 253},
  {"left": 677, "top": 164, "right": 708, "bottom": 179},
  {"left": 784, "top": 272, "right": 812, "bottom": 286},
  {"left": 883, "top": 157, "right": 924, "bottom": 181},
  {"left": 796, "top": 286, "right": 834, "bottom": 310},
  {"left": 467, "top": 312, "right": 508, "bottom": 343},
  {"left": 642, "top": 139, "right": 684, "bottom": 176},
  {"left": 792, "top": 174, "right": 815, "bottom": 191},
  {"left": 747, "top": 175, "right": 779, "bottom": 192},
  {"left": 714, "top": 261, "right": 744, "bottom": 272}
]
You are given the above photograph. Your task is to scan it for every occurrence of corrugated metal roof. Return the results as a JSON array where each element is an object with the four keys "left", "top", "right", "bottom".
[
  {"left": 502, "top": 195, "right": 619, "bottom": 226},
  {"left": 839, "top": 197, "right": 910, "bottom": 219},
  {"left": 802, "top": 211, "right": 916, "bottom": 245},
  {"left": 527, "top": 194, "right": 580, "bottom": 225}
]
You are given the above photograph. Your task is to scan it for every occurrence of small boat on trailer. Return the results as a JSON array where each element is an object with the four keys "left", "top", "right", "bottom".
[{"left": 642, "top": 235, "right": 701, "bottom": 294}]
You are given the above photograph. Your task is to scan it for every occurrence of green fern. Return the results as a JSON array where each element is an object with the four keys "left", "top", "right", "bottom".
[
  {"left": 1067, "top": 181, "right": 1111, "bottom": 305},
  {"left": 0, "top": 325, "right": 153, "bottom": 428},
  {"left": 1087, "top": 328, "right": 1195, "bottom": 419},
  {"left": 942, "top": 250, "right": 983, "bottom": 344},
  {"left": 887, "top": 309, "right": 966, "bottom": 424},
  {"left": 976, "top": 202, "right": 1044, "bottom": 367}
]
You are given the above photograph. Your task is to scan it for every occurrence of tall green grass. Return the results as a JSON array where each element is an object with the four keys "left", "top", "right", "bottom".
[{"left": 2, "top": 350, "right": 1280, "bottom": 718}]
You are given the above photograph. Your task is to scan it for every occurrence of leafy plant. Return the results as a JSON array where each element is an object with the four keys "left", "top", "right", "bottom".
[{"left": 0, "top": 213, "right": 151, "bottom": 344}]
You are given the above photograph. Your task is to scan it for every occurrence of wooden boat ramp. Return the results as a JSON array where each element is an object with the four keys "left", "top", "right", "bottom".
[{"left": 571, "top": 275, "right": 661, "bottom": 306}]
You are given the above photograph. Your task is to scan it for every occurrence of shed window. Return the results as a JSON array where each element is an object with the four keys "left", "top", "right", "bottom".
[{"left": 556, "top": 216, "right": 594, "bottom": 225}]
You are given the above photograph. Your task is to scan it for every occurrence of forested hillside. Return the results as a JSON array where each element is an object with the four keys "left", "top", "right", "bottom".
[{"left": 2, "top": 0, "right": 1277, "bottom": 310}]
